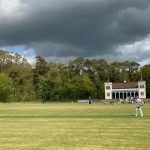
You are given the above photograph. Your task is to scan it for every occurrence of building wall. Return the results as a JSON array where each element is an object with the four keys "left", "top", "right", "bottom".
[
  {"left": 104, "top": 82, "right": 112, "bottom": 99},
  {"left": 138, "top": 81, "right": 146, "bottom": 99}
]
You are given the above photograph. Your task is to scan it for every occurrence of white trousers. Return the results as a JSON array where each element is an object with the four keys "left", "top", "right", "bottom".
[{"left": 136, "top": 107, "right": 143, "bottom": 116}]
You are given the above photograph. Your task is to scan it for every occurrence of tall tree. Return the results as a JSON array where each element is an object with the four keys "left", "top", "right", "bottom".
[
  {"left": 141, "top": 65, "right": 150, "bottom": 98},
  {"left": 0, "top": 73, "right": 13, "bottom": 103}
]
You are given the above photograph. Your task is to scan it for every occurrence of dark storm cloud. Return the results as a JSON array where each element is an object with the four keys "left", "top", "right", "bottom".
[{"left": 1, "top": 0, "right": 150, "bottom": 61}]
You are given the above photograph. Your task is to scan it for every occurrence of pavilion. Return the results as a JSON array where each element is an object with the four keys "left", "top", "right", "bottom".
[{"left": 104, "top": 81, "right": 146, "bottom": 100}]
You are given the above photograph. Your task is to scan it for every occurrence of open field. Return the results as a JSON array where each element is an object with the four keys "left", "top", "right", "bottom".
[{"left": 0, "top": 102, "right": 150, "bottom": 150}]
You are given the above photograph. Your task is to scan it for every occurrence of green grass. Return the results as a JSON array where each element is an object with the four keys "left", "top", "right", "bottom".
[{"left": 0, "top": 102, "right": 150, "bottom": 150}]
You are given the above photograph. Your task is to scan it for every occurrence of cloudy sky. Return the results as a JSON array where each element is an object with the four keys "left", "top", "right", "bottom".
[{"left": 1, "top": 0, "right": 150, "bottom": 65}]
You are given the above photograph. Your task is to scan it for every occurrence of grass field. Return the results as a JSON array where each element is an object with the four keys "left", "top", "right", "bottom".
[{"left": 0, "top": 102, "right": 150, "bottom": 150}]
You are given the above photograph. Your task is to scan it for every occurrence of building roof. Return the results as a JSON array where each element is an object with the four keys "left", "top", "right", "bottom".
[{"left": 112, "top": 82, "right": 138, "bottom": 89}]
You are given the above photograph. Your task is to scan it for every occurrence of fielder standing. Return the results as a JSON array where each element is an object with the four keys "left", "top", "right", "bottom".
[{"left": 135, "top": 96, "right": 143, "bottom": 117}]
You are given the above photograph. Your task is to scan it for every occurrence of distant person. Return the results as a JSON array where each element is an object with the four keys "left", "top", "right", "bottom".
[
  {"left": 88, "top": 96, "right": 93, "bottom": 110},
  {"left": 135, "top": 96, "right": 143, "bottom": 117},
  {"left": 143, "top": 99, "right": 146, "bottom": 104},
  {"left": 130, "top": 97, "right": 134, "bottom": 104}
]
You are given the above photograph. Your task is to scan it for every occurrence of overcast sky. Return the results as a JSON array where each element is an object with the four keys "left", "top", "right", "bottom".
[{"left": 1, "top": 0, "right": 150, "bottom": 65}]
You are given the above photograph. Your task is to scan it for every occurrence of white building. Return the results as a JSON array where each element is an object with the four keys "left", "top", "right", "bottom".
[{"left": 104, "top": 81, "right": 146, "bottom": 100}]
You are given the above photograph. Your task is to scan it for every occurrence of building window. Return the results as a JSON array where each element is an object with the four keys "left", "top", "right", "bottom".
[
  {"left": 106, "top": 86, "right": 110, "bottom": 90},
  {"left": 107, "top": 93, "right": 110, "bottom": 97},
  {"left": 141, "top": 92, "right": 144, "bottom": 96},
  {"left": 140, "top": 85, "right": 144, "bottom": 88}
]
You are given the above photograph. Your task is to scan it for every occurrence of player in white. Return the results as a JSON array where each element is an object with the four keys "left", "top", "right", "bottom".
[{"left": 135, "top": 96, "right": 143, "bottom": 117}]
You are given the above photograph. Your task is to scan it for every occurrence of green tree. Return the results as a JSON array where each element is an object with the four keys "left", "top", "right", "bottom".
[
  {"left": 77, "top": 75, "right": 96, "bottom": 99},
  {"left": 35, "top": 56, "right": 48, "bottom": 75},
  {"left": 141, "top": 65, "right": 150, "bottom": 98},
  {"left": 0, "top": 73, "right": 13, "bottom": 102}
]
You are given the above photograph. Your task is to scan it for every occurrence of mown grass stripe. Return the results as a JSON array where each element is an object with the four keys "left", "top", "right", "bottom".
[{"left": 0, "top": 114, "right": 150, "bottom": 119}]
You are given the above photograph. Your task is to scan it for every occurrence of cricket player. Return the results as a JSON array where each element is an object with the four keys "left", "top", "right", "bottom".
[
  {"left": 88, "top": 96, "right": 93, "bottom": 110},
  {"left": 135, "top": 96, "right": 143, "bottom": 117}
]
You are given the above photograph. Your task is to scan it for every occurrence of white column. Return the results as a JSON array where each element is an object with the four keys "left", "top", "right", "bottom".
[
  {"left": 115, "top": 93, "right": 116, "bottom": 99},
  {"left": 134, "top": 92, "right": 135, "bottom": 98},
  {"left": 123, "top": 92, "right": 124, "bottom": 99},
  {"left": 130, "top": 92, "right": 132, "bottom": 97}
]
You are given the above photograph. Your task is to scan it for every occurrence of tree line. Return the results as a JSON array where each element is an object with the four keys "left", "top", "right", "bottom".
[{"left": 0, "top": 49, "right": 150, "bottom": 103}]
